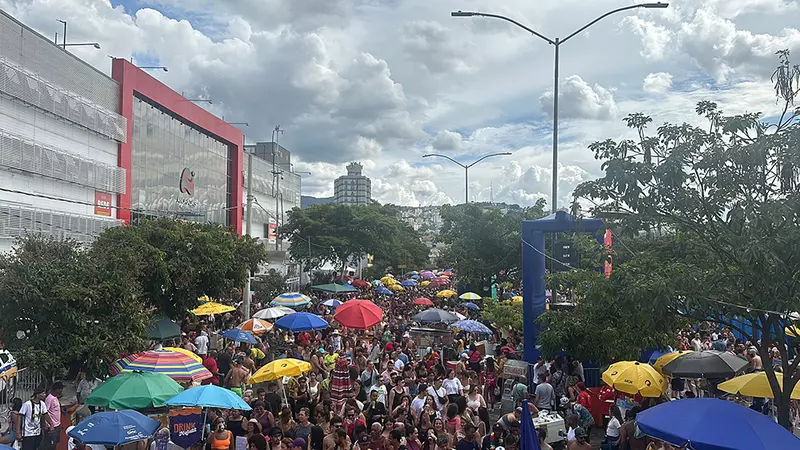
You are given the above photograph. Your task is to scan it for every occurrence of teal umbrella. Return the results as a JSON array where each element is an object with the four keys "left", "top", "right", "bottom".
[
  {"left": 86, "top": 371, "right": 184, "bottom": 410},
  {"left": 311, "top": 283, "right": 358, "bottom": 294}
]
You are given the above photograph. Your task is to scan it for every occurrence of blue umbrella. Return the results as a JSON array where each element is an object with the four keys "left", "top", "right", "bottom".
[
  {"left": 452, "top": 319, "right": 492, "bottom": 334},
  {"left": 637, "top": 398, "right": 800, "bottom": 450},
  {"left": 519, "top": 400, "right": 541, "bottom": 450},
  {"left": 221, "top": 328, "right": 258, "bottom": 344},
  {"left": 376, "top": 286, "right": 393, "bottom": 295},
  {"left": 274, "top": 312, "right": 329, "bottom": 332},
  {"left": 401, "top": 280, "right": 418, "bottom": 287},
  {"left": 647, "top": 349, "right": 672, "bottom": 364},
  {"left": 411, "top": 274, "right": 420, "bottom": 279},
  {"left": 1, "top": 445, "right": 14, "bottom": 450},
  {"left": 461, "top": 302, "right": 480, "bottom": 311},
  {"left": 322, "top": 299, "right": 343, "bottom": 308},
  {"left": 68, "top": 410, "right": 160, "bottom": 445},
  {"left": 164, "top": 385, "right": 251, "bottom": 410}
]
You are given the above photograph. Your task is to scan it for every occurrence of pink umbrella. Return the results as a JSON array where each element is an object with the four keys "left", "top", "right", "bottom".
[{"left": 420, "top": 271, "right": 435, "bottom": 279}]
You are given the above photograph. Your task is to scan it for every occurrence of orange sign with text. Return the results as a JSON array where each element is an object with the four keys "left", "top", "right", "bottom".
[{"left": 94, "top": 192, "right": 112, "bottom": 217}]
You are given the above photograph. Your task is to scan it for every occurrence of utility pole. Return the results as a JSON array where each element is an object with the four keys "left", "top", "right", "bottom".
[
  {"left": 271, "top": 125, "right": 284, "bottom": 253},
  {"left": 244, "top": 148, "right": 253, "bottom": 320}
]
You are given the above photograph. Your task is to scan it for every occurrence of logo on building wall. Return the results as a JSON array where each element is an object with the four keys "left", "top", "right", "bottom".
[
  {"left": 179, "top": 168, "right": 195, "bottom": 196},
  {"left": 94, "top": 191, "right": 112, "bottom": 217}
]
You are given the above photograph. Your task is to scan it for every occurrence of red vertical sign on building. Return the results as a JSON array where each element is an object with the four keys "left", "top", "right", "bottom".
[{"left": 94, "top": 192, "right": 112, "bottom": 216}]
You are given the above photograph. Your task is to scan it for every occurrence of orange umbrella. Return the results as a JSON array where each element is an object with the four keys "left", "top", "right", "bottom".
[
  {"left": 414, "top": 297, "right": 434, "bottom": 306},
  {"left": 238, "top": 318, "right": 273, "bottom": 335}
]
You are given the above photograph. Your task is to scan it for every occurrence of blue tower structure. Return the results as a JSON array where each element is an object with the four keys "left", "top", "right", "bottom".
[{"left": 521, "top": 211, "right": 604, "bottom": 363}]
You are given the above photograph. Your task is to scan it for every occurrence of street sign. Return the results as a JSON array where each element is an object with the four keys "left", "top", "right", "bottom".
[
  {"left": 285, "top": 277, "right": 300, "bottom": 284},
  {"left": 503, "top": 359, "right": 529, "bottom": 380}
]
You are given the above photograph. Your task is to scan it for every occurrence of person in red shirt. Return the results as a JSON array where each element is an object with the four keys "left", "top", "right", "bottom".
[
  {"left": 576, "top": 382, "right": 592, "bottom": 410},
  {"left": 203, "top": 350, "right": 220, "bottom": 386}
]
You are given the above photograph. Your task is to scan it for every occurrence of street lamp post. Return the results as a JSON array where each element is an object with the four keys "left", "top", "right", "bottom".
[
  {"left": 422, "top": 152, "right": 512, "bottom": 203},
  {"left": 452, "top": 2, "right": 668, "bottom": 214}
]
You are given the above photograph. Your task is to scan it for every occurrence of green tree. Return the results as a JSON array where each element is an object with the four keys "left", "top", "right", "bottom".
[
  {"left": 565, "top": 51, "right": 800, "bottom": 428},
  {"left": 280, "top": 203, "right": 428, "bottom": 275},
  {"left": 251, "top": 270, "right": 287, "bottom": 305},
  {"left": 92, "top": 219, "right": 267, "bottom": 319},
  {"left": 484, "top": 297, "right": 523, "bottom": 334},
  {"left": 436, "top": 202, "right": 547, "bottom": 292},
  {"left": 0, "top": 235, "right": 149, "bottom": 377}
]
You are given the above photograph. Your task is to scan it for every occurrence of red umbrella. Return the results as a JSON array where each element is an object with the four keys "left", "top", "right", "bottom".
[
  {"left": 334, "top": 299, "right": 383, "bottom": 329},
  {"left": 414, "top": 297, "right": 434, "bottom": 306},
  {"left": 351, "top": 279, "right": 370, "bottom": 288}
]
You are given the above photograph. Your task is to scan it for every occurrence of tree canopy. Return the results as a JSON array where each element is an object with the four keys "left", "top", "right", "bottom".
[
  {"left": 279, "top": 203, "right": 429, "bottom": 275},
  {"left": 0, "top": 235, "right": 149, "bottom": 377},
  {"left": 548, "top": 51, "right": 800, "bottom": 427},
  {"left": 436, "top": 202, "right": 547, "bottom": 293},
  {"left": 92, "top": 218, "right": 267, "bottom": 319}
]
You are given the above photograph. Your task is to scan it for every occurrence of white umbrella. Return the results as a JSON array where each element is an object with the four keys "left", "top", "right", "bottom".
[
  {"left": 253, "top": 306, "right": 296, "bottom": 320},
  {"left": 454, "top": 311, "right": 467, "bottom": 320}
]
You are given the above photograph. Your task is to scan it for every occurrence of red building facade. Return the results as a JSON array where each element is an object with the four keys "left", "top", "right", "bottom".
[{"left": 111, "top": 59, "right": 243, "bottom": 234}]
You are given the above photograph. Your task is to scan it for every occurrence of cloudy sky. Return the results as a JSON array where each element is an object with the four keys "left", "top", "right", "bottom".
[{"left": 2, "top": 0, "right": 797, "bottom": 207}]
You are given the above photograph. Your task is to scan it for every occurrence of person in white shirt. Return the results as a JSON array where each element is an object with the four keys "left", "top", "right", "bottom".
[
  {"left": 442, "top": 370, "right": 463, "bottom": 403},
  {"left": 195, "top": 329, "right": 209, "bottom": 356},
  {"left": 605, "top": 405, "right": 622, "bottom": 449},
  {"left": 18, "top": 388, "right": 47, "bottom": 450},
  {"left": 426, "top": 378, "right": 448, "bottom": 414},
  {"left": 392, "top": 352, "right": 405, "bottom": 371},
  {"left": 410, "top": 385, "right": 428, "bottom": 418}
]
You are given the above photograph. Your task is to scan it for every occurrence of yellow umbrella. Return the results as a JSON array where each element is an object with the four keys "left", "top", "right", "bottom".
[
  {"left": 436, "top": 290, "right": 457, "bottom": 298},
  {"left": 163, "top": 347, "right": 202, "bottom": 363},
  {"left": 389, "top": 284, "right": 405, "bottom": 291},
  {"left": 653, "top": 350, "right": 693, "bottom": 374},
  {"left": 719, "top": 372, "right": 800, "bottom": 399},
  {"left": 786, "top": 326, "right": 800, "bottom": 337},
  {"left": 602, "top": 361, "right": 666, "bottom": 397},
  {"left": 197, "top": 295, "right": 212, "bottom": 303},
  {"left": 381, "top": 276, "right": 398, "bottom": 285},
  {"left": 249, "top": 358, "right": 312, "bottom": 384},
  {"left": 511, "top": 296, "right": 523, "bottom": 303},
  {"left": 421, "top": 281, "right": 431, "bottom": 287},
  {"left": 191, "top": 301, "right": 236, "bottom": 316}
]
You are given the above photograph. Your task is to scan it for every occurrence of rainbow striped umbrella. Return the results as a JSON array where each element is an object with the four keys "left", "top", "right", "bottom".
[
  {"left": 110, "top": 350, "right": 212, "bottom": 382},
  {"left": 271, "top": 292, "right": 311, "bottom": 308}
]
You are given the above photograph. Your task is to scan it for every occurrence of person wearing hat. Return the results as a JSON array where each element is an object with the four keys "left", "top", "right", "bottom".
[
  {"left": 567, "top": 427, "right": 591, "bottom": 450},
  {"left": 18, "top": 386, "right": 47, "bottom": 450}
]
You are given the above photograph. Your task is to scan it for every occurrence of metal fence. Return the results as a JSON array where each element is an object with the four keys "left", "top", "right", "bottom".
[{"left": 0, "top": 367, "right": 45, "bottom": 432}]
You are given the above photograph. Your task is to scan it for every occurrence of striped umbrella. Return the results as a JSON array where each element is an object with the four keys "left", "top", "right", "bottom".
[
  {"left": 110, "top": 350, "right": 212, "bottom": 382},
  {"left": 253, "top": 306, "right": 296, "bottom": 320},
  {"left": 238, "top": 318, "right": 274, "bottom": 334},
  {"left": 271, "top": 292, "right": 311, "bottom": 308},
  {"left": 452, "top": 319, "right": 492, "bottom": 334},
  {"left": 459, "top": 292, "right": 481, "bottom": 300}
]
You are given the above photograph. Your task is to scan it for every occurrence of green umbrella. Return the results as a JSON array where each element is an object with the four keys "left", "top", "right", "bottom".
[
  {"left": 86, "top": 371, "right": 184, "bottom": 410},
  {"left": 146, "top": 318, "right": 181, "bottom": 340},
  {"left": 311, "top": 283, "right": 358, "bottom": 294}
]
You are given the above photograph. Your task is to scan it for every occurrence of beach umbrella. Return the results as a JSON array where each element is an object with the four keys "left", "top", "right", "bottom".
[
  {"left": 68, "top": 410, "right": 160, "bottom": 446},
  {"left": 322, "top": 299, "right": 343, "bottom": 308},
  {"left": 646, "top": 349, "right": 673, "bottom": 365},
  {"left": 164, "top": 384, "right": 251, "bottom": 410},
  {"left": 451, "top": 320, "right": 492, "bottom": 334},
  {"left": 636, "top": 398, "right": 800, "bottom": 450},
  {"left": 253, "top": 306, "right": 295, "bottom": 320},
  {"left": 238, "top": 318, "right": 273, "bottom": 335},
  {"left": 86, "top": 372, "right": 183, "bottom": 410},
  {"left": 653, "top": 350, "right": 693, "bottom": 374},
  {"left": 412, "top": 308, "right": 459, "bottom": 324},
  {"left": 334, "top": 300, "right": 383, "bottom": 329},
  {"left": 420, "top": 271, "right": 435, "bottom": 279},
  {"left": 311, "top": 283, "right": 358, "bottom": 294},
  {"left": 401, "top": 280, "right": 418, "bottom": 287},
  {"left": 411, "top": 274, "right": 420, "bottom": 280},
  {"left": 431, "top": 277, "right": 452, "bottom": 284},
  {"left": 249, "top": 359, "right": 312, "bottom": 384},
  {"left": 388, "top": 284, "right": 405, "bottom": 292},
  {"left": 459, "top": 292, "right": 481, "bottom": 300},
  {"left": 421, "top": 280, "right": 431, "bottom": 287},
  {"left": 461, "top": 302, "right": 480, "bottom": 311},
  {"left": 602, "top": 361, "right": 666, "bottom": 397},
  {"left": 221, "top": 328, "right": 258, "bottom": 344},
  {"left": 380, "top": 276, "right": 398, "bottom": 285},
  {"left": 718, "top": 372, "right": 800, "bottom": 399},
  {"left": 110, "top": 350, "right": 212, "bottom": 382},
  {"left": 371, "top": 280, "right": 383, "bottom": 286},
  {"left": 162, "top": 347, "right": 202, "bottom": 363},
  {"left": 436, "top": 290, "right": 457, "bottom": 298},
  {"left": 662, "top": 350, "right": 748, "bottom": 379},
  {"left": 146, "top": 318, "right": 181, "bottom": 341},
  {"left": 352, "top": 279, "right": 370, "bottom": 288},
  {"left": 271, "top": 292, "right": 311, "bottom": 307},
  {"left": 405, "top": 271, "right": 419, "bottom": 276},
  {"left": 191, "top": 301, "right": 235, "bottom": 316},
  {"left": 376, "top": 286, "right": 393, "bottom": 295},
  {"left": 0, "top": 445, "right": 13, "bottom": 450},
  {"left": 274, "top": 312, "right": 329, "bottom": 332},
  {"left": 414, "top": 297, "right": 434, "bottom": 306}
]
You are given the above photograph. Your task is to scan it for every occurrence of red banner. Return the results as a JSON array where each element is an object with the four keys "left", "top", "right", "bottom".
[
  {"left": 94, "top": 192, "right": 112, "bottom": 216},
  {"left": 604, "top": 229, "right": 613, "bottom": 278}
]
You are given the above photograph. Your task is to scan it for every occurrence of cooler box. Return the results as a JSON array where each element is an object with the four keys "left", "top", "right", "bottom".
[{"left": 533, "top": 411, "right": 566, "bottom": 444}]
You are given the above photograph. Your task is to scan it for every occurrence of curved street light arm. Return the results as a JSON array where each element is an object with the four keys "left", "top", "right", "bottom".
[
  {"left": 466, "top": 152, "right": 513, "bottom": 168},
  {"left": 452, "top": 11, "right": 555, "bottom": 45},
  {"left": 422, "top": 153, "right": 467, "bottom": 168},
  {"left": 562, "top": 3, "right": 667, "bottom": 44}
]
